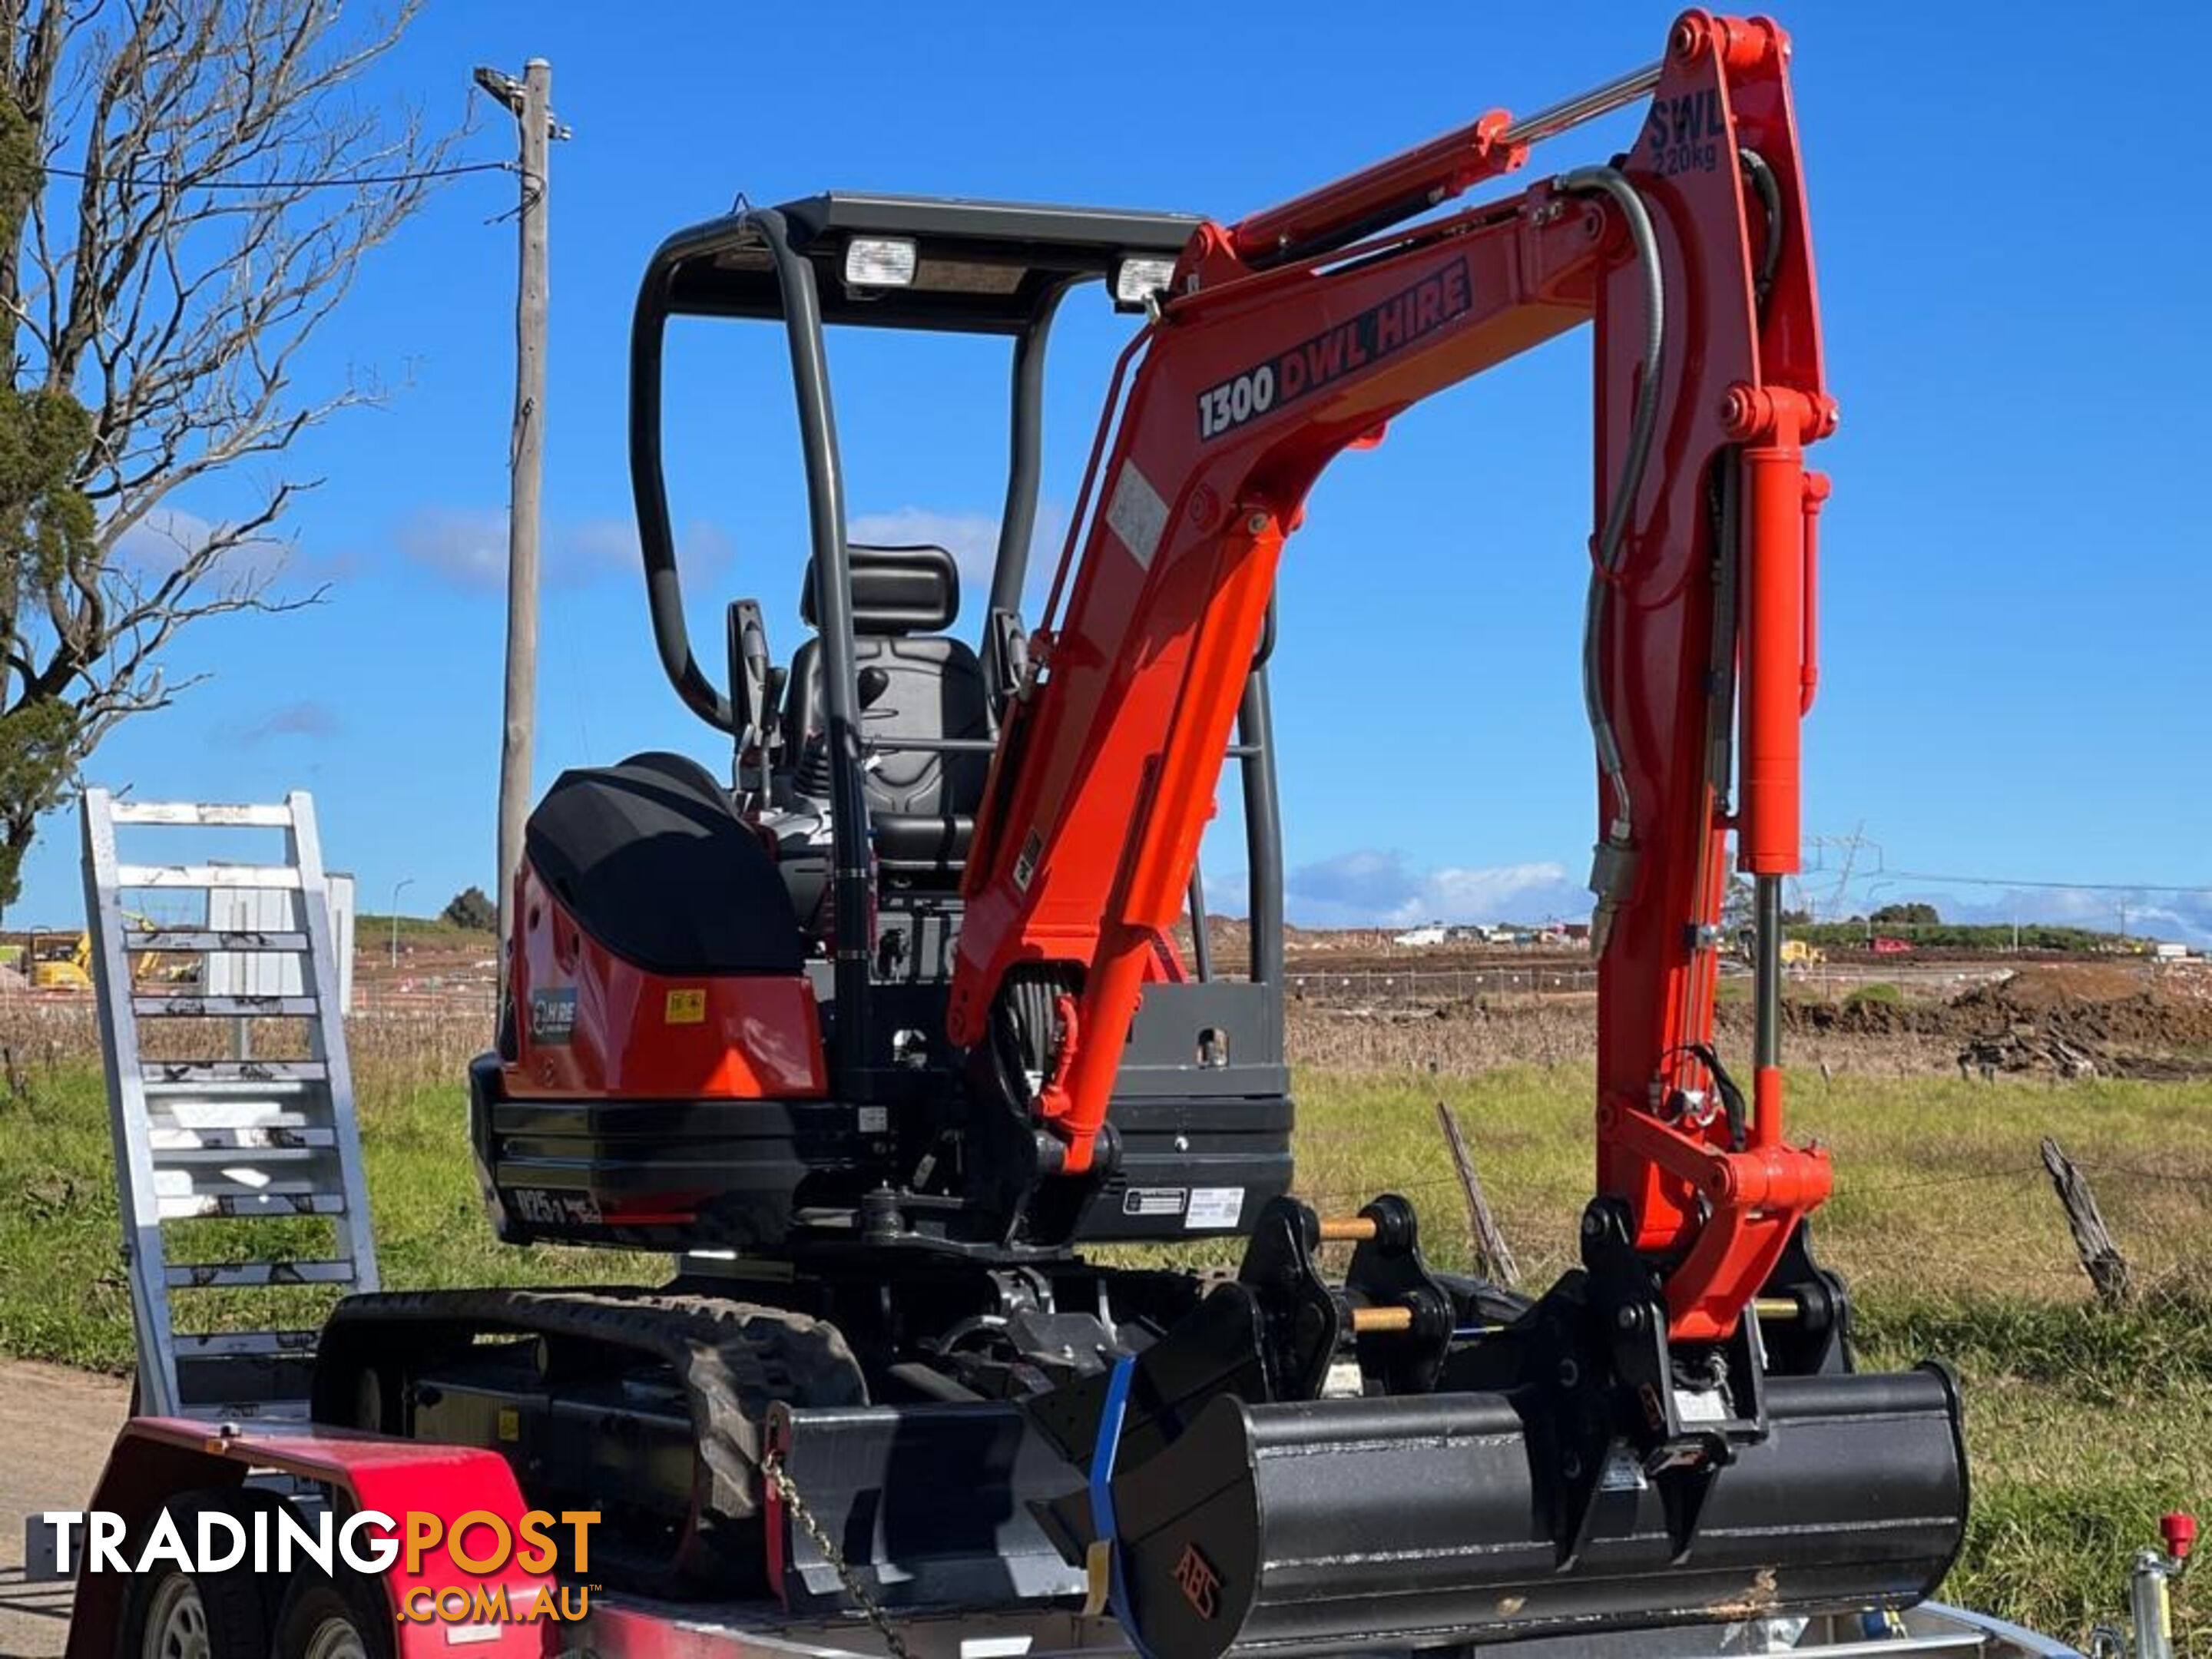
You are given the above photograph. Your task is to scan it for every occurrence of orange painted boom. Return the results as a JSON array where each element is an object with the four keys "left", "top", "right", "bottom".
[{"left": 950, "top": 10, "right": 1834, "bottom": 1343}]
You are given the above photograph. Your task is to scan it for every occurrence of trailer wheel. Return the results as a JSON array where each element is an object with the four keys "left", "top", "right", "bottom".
[
  {"left": 272, "top": 1571, "right": 393, "bottom": 1659},
  {"left": 114, "top": 1492, "right": 279, "bottom": 1659}
]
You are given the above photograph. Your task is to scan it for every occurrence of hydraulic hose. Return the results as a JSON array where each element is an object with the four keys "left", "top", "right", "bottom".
[
  {"left": 1560, "top": 166, "right": 1664, "bottom": 942},
  {"left": 1738, "top": 147, "right": 1782, "bottom": 306}
]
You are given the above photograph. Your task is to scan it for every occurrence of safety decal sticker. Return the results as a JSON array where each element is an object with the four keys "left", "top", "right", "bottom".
[
  {"left": 1123, "top": 1187, "right": 1187, "bottom": 1218},
  {"left": 1185, "top": 1187, "right": 1245, "bottom": 1229},
  {"left": 528, "top": 987, "right": 576, "bottom": 1046},
  {"left": 1643, "top": 86, "right": 1725, "bottom": 176},
  {"left": 1106, "top": 461, "right": 1169, "bottom": 569},
  {"left": 1012, "top": 827, "right": 1044, "bottom": 892},
  {"left": 665, "top": 988, "right": 707, "bottom": 1025}
]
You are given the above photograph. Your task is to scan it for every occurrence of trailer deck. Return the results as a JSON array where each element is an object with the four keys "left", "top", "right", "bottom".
[
  {"left": 562, "top": 1592, "right": 2082, "bottom": 1659},
  {"left": 57, "top": 1416, "right": 2085, "bottom": 1659}
]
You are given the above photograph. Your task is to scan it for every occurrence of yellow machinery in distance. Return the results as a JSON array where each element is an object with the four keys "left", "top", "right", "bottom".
[{"left": 18, "top": 914, "right": 196, "bottom": 992}]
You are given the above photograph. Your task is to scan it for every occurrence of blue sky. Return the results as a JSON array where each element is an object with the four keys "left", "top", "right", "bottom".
[{"left": 18, "top": 1, "right": 2210, "bottom": 942}]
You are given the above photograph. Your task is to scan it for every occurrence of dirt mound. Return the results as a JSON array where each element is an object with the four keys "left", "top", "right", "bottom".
[
  {"left": 1959, "top": 959, "right": 2148, "bottom": 1012},
  {"left": 1789, "top": 962, "right": 2212, "bottom": 1078},
  {"left": 1287, "top": 957, "right": 2212, "bottom": 1078},
  {"left": 1779, "top": 992, "right": 1919, "bottom": 1038},
  {"left": 1955, "top": 964, "right": 2211, "bottom": 1033}
]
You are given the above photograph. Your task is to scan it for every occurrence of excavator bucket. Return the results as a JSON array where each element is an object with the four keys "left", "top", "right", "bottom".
[
  {"left": 1025, "top": 1202, "right": 1969, "bottom": 1659},
  {"left": 1093, "top": 1370, "right": 1967, "bottom": 1659}
]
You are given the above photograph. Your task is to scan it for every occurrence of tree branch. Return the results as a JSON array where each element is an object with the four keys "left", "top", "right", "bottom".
[{"left": 0, "top": 0, "right": 459, "bottom": 910}]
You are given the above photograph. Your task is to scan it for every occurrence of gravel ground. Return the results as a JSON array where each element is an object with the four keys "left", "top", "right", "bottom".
[{"left": 0, "top": 1362, "right": 127, "bottom": 1659}]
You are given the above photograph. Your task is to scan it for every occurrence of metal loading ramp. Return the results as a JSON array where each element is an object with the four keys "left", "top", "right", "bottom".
[{"left": 80, "top": 789, "right": 378, "bottom": 1421}]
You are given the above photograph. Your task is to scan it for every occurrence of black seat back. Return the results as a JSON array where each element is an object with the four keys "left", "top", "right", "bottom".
[{"left": 786, "top": 545, "right": 991, "bottom": 876}]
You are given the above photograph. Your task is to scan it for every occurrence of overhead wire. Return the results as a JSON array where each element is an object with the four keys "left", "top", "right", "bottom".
[
  {"left": 1873, "top": 869, "right": 2212, "bottom": 897},
  {"left": 37, "top": 157, "right": 515, "bottom": 190}
]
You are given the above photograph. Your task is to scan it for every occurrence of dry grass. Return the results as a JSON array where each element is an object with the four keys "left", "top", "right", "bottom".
[
  {"left": 1286, "top": 994, "right": 1961, "bottom": 1078},
  {"left": 1280, "top": 1064, "right": 2212, "bottom": 1299}
]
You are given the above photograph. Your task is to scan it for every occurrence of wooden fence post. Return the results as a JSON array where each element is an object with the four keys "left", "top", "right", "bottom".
[
  {"left": 1436, "top": 1100, "right": 1519, "bottom": 1289},
  {"left": 2038, "top": 1135, "right": 2133, "bottom": 1308}
]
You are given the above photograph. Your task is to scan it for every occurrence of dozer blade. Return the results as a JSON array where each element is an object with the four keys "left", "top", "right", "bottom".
[{"left": 1095, "top": 1366, "right": 1966, "bottom": 1659}]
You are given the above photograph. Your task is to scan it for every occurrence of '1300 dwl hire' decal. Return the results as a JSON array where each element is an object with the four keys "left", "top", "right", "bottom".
[{"left": 1197, "top": 257, "right": 1475, "bottom": 441}]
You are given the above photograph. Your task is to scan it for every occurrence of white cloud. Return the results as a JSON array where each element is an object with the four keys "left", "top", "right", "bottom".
[
  {"left": 847, "top": 502, "right": 1072, "bottom": 607},
  {"left": 400, "top": 506, "right": 505, "bottom": 588},
  {"left": 558, "top": 516, "right": 641, "bottom": 585},
  {"left": 847, "top": 507, "right": 1002, "bottom": 591},
  {"left": 111, "top": 505, "right": 294, "bottom": 587},
  {"left": 1233, "top": 857, "right": 2212, "bottom": 945},
  {"left": 681, "top": 520, "right": 736, "bottom": 585},
  {"left": 2128, "top": 896, "right": 2212, "bottom": 946},
  {"left": 1279, "top": 849, "right": 1588, "bottom": 930},
  {"left": 1861, "top": 882, "right": 2212, "bottom": 949},
  {"left": 401, "top": 500, "right": 1070, "bottom": 611},
  {"left": 401, "top": 508, "right": 736, "bottom": 592},
  {"left": 112, "top": 506, "right": 216, "bottom": 573}
]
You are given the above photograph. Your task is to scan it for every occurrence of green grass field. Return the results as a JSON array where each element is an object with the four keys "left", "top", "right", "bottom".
[{"left": 0, "top": 1028, "right": 2204, "bottom": 1648}]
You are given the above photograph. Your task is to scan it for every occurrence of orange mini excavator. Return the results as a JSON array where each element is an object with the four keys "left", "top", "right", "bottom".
[{"left": 313, "top": 15, "right": 1969, "bottom": 1656}]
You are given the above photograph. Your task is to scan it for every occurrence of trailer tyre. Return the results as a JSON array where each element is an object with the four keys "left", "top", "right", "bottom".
[
  {"left": 272, "top": 1570, "right": 394, "bottom": 1659},
  {"left": 115, "top": 1491, "right": 280, "bottom": 1659}
]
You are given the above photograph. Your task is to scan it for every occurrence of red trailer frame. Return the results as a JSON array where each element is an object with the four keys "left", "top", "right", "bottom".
[{"left": 65, "top": 1419, "right": 554, "bottom": 1659}]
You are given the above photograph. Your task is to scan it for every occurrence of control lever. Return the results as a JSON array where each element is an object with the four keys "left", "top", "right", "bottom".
[
  {"left": 987, "top": 607, "right": 1029, "bottom": 716},
  {"left": 727, "top": 598, "right": 775, "bottom": 800}
]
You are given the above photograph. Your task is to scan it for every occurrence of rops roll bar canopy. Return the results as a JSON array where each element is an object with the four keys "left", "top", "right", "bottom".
[
  {"left": 651, "top": 192, "right": 1204, "bottom": 334},
  {"left": 625, "top": 191, "right": 1249, "bottom": 1078}
]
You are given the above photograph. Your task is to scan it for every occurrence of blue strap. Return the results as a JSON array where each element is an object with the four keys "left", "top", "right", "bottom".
[{"left": 1090, "top": 1354, "right": 1157, "bottom": 1659}]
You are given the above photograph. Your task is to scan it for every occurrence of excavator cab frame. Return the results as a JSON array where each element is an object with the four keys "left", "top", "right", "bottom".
[
  {"left": 472, "top": 195, "right": 1306, "bottom": 1261},
  {"left": 625, "top": 193, "right": 1293, "bottom": 1060}
]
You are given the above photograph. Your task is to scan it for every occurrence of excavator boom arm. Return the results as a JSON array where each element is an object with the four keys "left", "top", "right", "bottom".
[{"left": 950, "top": 9, "right": 1833, "bottom": 1343}]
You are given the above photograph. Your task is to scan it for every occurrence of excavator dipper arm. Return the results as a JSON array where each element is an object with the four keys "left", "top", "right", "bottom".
[{"left": 950, "top": 11, "right": 1833, "bottom": 1345}]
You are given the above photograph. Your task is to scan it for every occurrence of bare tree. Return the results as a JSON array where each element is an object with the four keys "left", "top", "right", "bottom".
[{"left": 0, "top": 0, "right": 456, "bottom": 906}]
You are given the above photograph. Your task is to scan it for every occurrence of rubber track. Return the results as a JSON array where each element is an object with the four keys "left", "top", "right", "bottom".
[{"left": 313, "top": 1286, "right": 866, "bottom": 1587}]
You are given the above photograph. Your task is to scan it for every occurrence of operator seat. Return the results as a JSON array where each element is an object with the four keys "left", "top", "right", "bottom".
[{"left": 785, "top": 545, "right": 991, "bottom": 882}]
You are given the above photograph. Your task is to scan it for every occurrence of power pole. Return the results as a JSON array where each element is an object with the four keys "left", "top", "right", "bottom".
[{"left": 475, "top": 60, "right": 567, "bottom": 997}]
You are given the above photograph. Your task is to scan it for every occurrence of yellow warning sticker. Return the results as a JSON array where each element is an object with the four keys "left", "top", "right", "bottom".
[
  {"left": 665, "top": 988, "right": 707, "bottom": 1025},
  {"left": 496, "top": 1408, "right": 520, "bottom": 1442}
]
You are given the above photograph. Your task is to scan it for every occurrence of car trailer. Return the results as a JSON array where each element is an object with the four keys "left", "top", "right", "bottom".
[{"left": 65, "top": 1420, "right": 2096, "bottom": 1659}]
